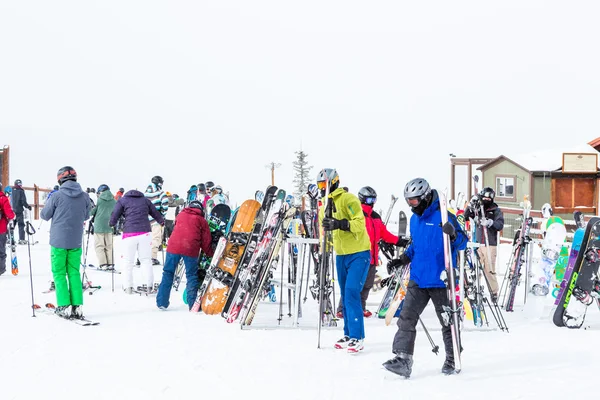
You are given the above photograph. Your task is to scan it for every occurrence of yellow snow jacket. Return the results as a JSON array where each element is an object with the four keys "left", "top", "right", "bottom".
[{"left": 319, "top": 188, "right": 370, "bottom": 256}]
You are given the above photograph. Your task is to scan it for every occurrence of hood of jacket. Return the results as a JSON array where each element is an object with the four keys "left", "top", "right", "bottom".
[
  {"left": 98, "top": 190, "right": 114, "bottom": 202},
  {"left": 124, "top": 190, "right": 145, "bottom": 198},
  {"left": 59, "top": 180, "right": 85, "bottom": 198}
]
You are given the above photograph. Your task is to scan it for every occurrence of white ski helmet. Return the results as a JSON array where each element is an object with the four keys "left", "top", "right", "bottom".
[{"left": 541, "top": 203, "right": 553, "bottom": 218}]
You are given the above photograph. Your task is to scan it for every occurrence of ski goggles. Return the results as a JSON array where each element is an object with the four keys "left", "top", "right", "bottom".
[
  {"left": 317, "top": 181, "right": 328, "bottom": 190},
  {"left": 406, "top": 197, "right": 421, "bottom": 207},
  {"left": 364, "top": 197, "right": 376, "bottom": 205}
]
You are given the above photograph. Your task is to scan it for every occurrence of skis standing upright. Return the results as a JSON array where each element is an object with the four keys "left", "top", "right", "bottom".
[
  {"left": 9, "top": 222, "right": 18, "bottom": 275},
  {"left": 502, "top": 196, "right": 533, "bottom": 311},
  {"left": 439, "top": 190, "right": 462, "bottom": 373},
  {"left": 317, "top": 178, "right": 333, "bottom": 348}
]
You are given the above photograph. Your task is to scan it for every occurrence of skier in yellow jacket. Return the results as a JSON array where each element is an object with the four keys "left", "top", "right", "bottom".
[{"left": 317, "top": 168, "right": 370, "bottom": 354}]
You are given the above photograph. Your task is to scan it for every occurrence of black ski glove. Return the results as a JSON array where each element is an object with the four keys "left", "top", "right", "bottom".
[
  {"left": 442, "top": 221, "right": 457, "bottom": 241},
  {"left": 396, "top": 236, "right": 410, "bottom": 248},
  {"left": 322, "top": 217, "right": 350, "bottom": 231},
  {"left": 387, "top": 253, "right": 410, "bottom": 275},
  {"left": 26, "top": 205, "right": 32, "bottom": 211}
]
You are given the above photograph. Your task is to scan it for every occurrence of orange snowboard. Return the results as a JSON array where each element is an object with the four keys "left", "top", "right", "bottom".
[{"left": 201, "top": 199, "right": 260, "bottom": 315}]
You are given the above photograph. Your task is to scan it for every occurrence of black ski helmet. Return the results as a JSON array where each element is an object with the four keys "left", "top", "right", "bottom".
[
  {"left": 198, "top": 183, "right": 206, "bottom": 192},
  {"left": 188, "top": 200, "right": 204, "bottom": 211},
  {"left": 403, "top": 178, "right": 432, "bottom": 214},
  {"left": 53, "top": 185, "right": 59, "bottom": 191},
  {"left": 97, "top": 184, "right": 110, "bottom": 194},
  {"left": 205, "top": 181, "right": 215, "bottom": 190},
  {"left": 14, "top": 179, "right": 22, "bottom": 187},
  {"left": 57, "top": 166, "right": 77, "bottom": 185},
  {"left": 119, "top": 188, "right": 125, "bottom": 193},
  {"left": 358, "top": 186, "right": 377, "bottom": 205},
  {"left": 151, "top": 176, "right": 164, "bottom": 186},
  {"left": 479, "top": 187, "right": 495, "bottom": 207}
]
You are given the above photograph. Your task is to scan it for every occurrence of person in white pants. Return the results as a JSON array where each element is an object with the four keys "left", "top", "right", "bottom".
[
  {"left": 109, "top": 189, "right": 164, "bottom": 294},
  {"left": 121, "top": 232, "right": 153, "bottom": 291}
]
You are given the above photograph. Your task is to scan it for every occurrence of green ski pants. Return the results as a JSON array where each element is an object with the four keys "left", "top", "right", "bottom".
[{"left": 51, "top": 247, "right": 83, "bottom": 307}]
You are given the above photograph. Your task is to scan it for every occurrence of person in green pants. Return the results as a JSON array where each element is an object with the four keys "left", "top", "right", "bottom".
[{"left": 41, "top": 166, "right": 92, "bottom": 319}]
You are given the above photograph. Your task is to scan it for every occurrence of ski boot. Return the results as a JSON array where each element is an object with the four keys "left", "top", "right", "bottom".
[
  {"left": 71, "top": 305, "right": 84, "bottom": 319},
  {"left": 442, "top": 357, "right": 456, "bottom": 375},
  {"left": 334, "top": 335, "right": 350, "bottom": 349},
  {"left": 55, "top": 305, "right": 71, "bottom": 319},
  {"left": 383, "top": 353, "right": 413, "bottom": 378},
  {"left": 347, "top": 339, "right": 364, "bottom": 354}
]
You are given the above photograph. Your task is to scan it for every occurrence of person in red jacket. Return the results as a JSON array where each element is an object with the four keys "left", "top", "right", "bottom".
[
  {"left": 336, "top": 186, "right": 404, "bottom": 318},
  {"left": 0, "top": 182, "right": 16, "bottom": 276},
  {"left": 156, "top": 200, "right": 213, "bottom": 309}
]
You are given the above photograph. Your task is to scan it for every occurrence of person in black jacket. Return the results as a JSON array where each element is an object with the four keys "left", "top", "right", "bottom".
[
  {"left": 11, "top": 179, "right": 31, "bottom": 244},
  {"left": 463, "top": 187, "right": 504, "bottom": 301}
]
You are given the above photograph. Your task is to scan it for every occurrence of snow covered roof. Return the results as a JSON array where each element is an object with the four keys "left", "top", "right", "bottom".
[{"left": 478, "top": 144, "right": 599, "bottom": 172}]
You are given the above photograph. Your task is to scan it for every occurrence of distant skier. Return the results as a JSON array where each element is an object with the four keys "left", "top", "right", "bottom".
[
  {"left": 383, "top": 178, "right": 467, "bottom": 378},
  {"left": 144, "top": 176, "right": 169, "bottom": 265},
  {"left": 196, "top": 183, "right": 208, "bottom": 206},
  {"left": 12, "top": 179, "right": 32, "bottom": 244},
  {"left": 203, "top": 181, "right": 215, "bottom": 209},
  {"left": 463, "top": 187, "right": 504, "bottom": 302},
  {"left": 114, "top": 188, "right": 125, "bottom": 201},
  {"left": 0, "top": 182, "right": 16, "bottom": 276},
  {"left": 40, "top": 166, "right": 92, "bottom": 319},
  {"left": 164, "top": 192, "right": 184, "bottom": 243},
  {"left": 317, "top": 168, "right": 371, "bottom": 354},
  {"left": 90, "top": 184, "right": 117, "bottom": 270},
  {"left": 156, "top": 200, "right": 214, "bottom": 309},
  {"left": 110, "top": 187, "right": 164, "bottom": 294},
  {"left": 336, "top": 186, "right": 404, "bottom": 318},
  {"left": 205, "top": 185, "right": 229, "bottom": 215},
  {"left": 47, "top": 185, "right": 59, "bottom": 200}
]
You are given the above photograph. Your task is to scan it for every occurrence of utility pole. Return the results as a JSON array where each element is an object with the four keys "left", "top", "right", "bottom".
[{"left": 266, "top": 162, "right": 282, "bottom": 186}]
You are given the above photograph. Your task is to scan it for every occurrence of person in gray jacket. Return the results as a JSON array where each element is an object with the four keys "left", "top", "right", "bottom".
[{"left": 40, "top": 166, "right": 91, "bottom": 319}]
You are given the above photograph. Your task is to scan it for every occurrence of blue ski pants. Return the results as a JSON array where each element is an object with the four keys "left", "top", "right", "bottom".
[
  {"left": 336, "top": 250, "right": 370, "bottom": 340},
  {"left": 156, "top": 252, "right": 199, "bottom": 309}
]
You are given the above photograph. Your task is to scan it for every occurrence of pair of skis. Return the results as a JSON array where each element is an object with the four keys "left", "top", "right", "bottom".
[{"left": 33, "top": 303, "right": 100, "bottom": 326}]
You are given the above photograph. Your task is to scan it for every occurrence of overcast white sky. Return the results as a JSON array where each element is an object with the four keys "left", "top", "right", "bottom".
[{"left": 1, "top": 1, "right": 599, "bottom": 217}]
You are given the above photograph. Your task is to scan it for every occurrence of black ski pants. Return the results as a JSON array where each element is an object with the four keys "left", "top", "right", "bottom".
[
  {"left": 337, "top": 264, "right": 377, "bottom": 313},
  {"left": 392, "top": 281, "right": 454, "bottom": 359},
  {"left": 0, "top": 233, "right": 6, "bottom": 274},
  {"left": 16, "top": 213, "right": 25, "bottom": 241}
]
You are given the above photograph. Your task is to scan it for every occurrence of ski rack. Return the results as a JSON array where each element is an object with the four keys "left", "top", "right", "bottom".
[
  {"left": 464, "top": 242, "right": 509, "bottom": 332},
  {"left": 240, "top": 235, "right": 338, "bottom": 331}
]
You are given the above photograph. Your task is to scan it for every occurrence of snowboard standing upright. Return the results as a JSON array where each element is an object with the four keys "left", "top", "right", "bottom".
[
  {"left": 553, "top": 217, "right": 600, "bottom": 328},
  {"left": 199, "top": 199, "right": 262, "bottom": 314},
  {"left": 377, "top": 211, "right": 408, "bottom": 320}
]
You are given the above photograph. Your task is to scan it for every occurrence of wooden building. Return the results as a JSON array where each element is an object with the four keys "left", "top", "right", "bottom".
[{"left": 476, "top": 145, "right": 599, "bottom": 218}]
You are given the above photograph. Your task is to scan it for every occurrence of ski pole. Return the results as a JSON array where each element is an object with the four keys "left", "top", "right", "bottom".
[
  {"left": 111, "top": 234, "right": 115, "bottom": 293},
  {"left": 418, "top": 317, "right": 439, "bottom": 354},
  {"left": 25, "top": 221, "right": 36, "bottom": 317}
]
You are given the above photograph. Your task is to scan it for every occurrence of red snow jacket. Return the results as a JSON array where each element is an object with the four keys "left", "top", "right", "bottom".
[
  {"left": 0, "top": 191, "right": 15, "bottom": 234},
  {"left": 362, "top": 204, "right": 399, "bottom": 266},
  {"left": 166, "top": 207, "right": 213, "bottom": 258}
]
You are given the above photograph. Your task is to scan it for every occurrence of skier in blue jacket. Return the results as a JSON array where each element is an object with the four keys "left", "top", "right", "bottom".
[{"left": 382, "top": 178, "right": 467, "bottom": 378}]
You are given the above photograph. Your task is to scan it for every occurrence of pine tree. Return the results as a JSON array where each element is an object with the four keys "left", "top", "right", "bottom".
[{"left": 292, "top": 150, "right": 313, "bottom": 206}]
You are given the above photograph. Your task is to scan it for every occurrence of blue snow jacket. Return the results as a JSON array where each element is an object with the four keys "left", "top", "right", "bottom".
[{"left": 405, "top": 190, "right": 467, "bottom": 288}]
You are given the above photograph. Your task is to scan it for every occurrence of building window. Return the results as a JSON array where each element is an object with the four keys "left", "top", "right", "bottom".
[{"left": 496, "top": 176, "right": 515, "bottom": 201}]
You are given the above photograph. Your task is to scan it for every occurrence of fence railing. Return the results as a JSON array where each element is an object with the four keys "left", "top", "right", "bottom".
[
  {"left": 498, "top": 207, "right": 588, "bottom": 243},
  {"left": 20, "top": 185, "right": 52, "bottom": 219}
]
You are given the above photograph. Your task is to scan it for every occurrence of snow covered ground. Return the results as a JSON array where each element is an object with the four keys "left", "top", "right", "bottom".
[{"left": 2, "top": 221, "right": 600, "bottom": 400}]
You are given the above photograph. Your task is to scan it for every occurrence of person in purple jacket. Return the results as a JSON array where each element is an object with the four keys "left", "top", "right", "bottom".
[{"left": 110, "top": 190, "right": 164, "bottom": 294}]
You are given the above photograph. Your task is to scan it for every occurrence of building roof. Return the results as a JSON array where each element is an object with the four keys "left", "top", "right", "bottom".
[{"left": 478, "top": 144, "right": 599, "bottom": 172}]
